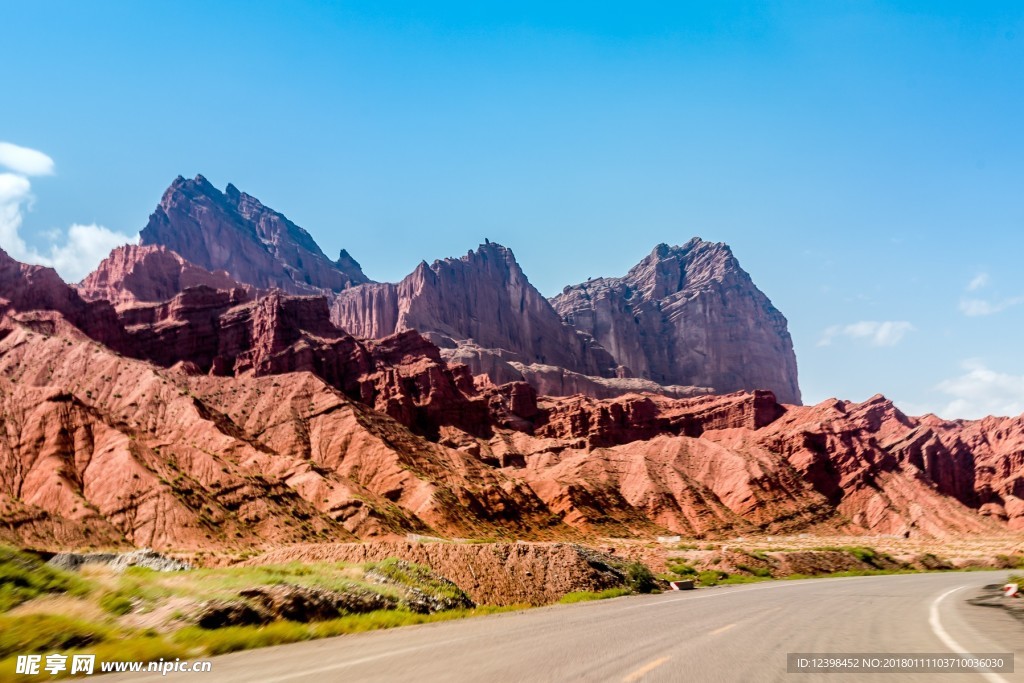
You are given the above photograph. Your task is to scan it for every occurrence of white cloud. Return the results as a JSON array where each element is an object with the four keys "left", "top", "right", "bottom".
[
  {"left": 0, "top": 146, "right": 135, "bottom": 282},
  {"left": 959, "top": 295, "right": 1024, "bottom": 317},
  {"left": 0, "top": 172, "right": 35, "bottom": 258},
  {"left": 959, "top": 272, "right": 1023, "bottom": 316},
  {"left": 967, "top": 272, "right": 990, "bottom": 292},
  {"left": 0, "top": 142, "right": 55, "bottom": 176},
  {"left": 47, "top": 224, "right": 138, "bottom": 282},
  {"left": 933, "top": 360, "right": 1024, "bottom": 420},
  {"left": 818, "top": 320, "right": 914, "bottom": 347}
]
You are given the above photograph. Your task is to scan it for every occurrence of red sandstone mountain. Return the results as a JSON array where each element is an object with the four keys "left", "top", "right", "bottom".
[
  {"left": 330, "top": 242, "right": 639, "bottom": 393},
  {"left": 131, "top": 178, "right": 796, "bottom": 402},
  {"left": 0, "top": 248, "right": 124, "bottom": 346},
  {"left": 78, "top": 244, "right": 255, "bottom": 306},
  {"left": 138, "top": 175, "right": 368, "bottom": 295},
  {"left": 1, "top": 249, "right": 1022, "bottom": 550},
  {"left": 550, "top": 239, "right": 802, "bottom": 404}
]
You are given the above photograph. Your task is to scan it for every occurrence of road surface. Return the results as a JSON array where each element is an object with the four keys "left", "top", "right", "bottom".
[{"left": 107, "top": 571, "right": 1023, "bottom": 682}]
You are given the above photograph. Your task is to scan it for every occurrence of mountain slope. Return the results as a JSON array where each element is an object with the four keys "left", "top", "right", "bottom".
[{"left": 2, "top": 247, "right": 1022, "bottom": 548}]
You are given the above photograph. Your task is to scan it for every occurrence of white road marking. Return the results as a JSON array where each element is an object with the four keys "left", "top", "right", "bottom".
[
  {"left": 622, "top": 656, "right": 670, "bottom": 682},
  {"left": 256, "top": 636, "right": 470, "bottom": 683},
  {"left": 928, "top": 586, "right": 1010, "bottom": 683},
  {"left": 709, "top": 623, "right": 737, "bottom": 636}
]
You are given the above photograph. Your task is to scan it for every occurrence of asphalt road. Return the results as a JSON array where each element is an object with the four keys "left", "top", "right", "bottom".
[{"left": 107, "top": 571, "right": 1023, "bottom": 683}]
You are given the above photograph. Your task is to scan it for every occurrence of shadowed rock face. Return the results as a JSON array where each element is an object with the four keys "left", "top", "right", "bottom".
[
  {"left": 139, "top": 175, "right": 368, "bottom": 295},
  {"left": 551, "top": 239, "right": 802, "bottom": 405},
  {"left": 331, "top": 242, "right": 621, "bottom": 382}
]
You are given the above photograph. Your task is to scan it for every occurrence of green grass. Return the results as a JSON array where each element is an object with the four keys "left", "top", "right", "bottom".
[
  {"left": 366, "top": 558, "right": 468, "bottom": 602},
  {"left": 559, "top": 588, "right": 632, "bottom": 604},
  {"left": 696, "top": 570, "right": 729, "bottom": 586},
  {"left": 0, "top": 614, "right": 115, "bottom": 659},
  {"left": 0, "top": 544, "right": 529, "bottom": 675},
  {"left": 173, "top": 606, "right": 519, "bottom": 655},
  {"left": 0, "top": 547, "right": 91, "bottom": 612},
  {"left": 0, "top": 635, "right": 190, "bottom": 682},
  {"left": 667, "top": 562, "right": 696, "bottom": 576},
  {"left": 99, "top": 591, "right": 135, "bottom": 615}
]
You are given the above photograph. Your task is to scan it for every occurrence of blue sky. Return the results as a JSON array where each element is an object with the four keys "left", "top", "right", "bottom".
[{"left": 2, "top": 1, "right": 1023, "bottom": 418}]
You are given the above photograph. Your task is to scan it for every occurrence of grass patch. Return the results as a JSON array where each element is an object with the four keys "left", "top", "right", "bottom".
[
  {"left": 0, "top": 614, "right": 114, "bottom": 658},
  {"left": 696, "top": 570, "right": 728, "bottom": 586},
  {"left": 667, "top": 563, "right": 696, "bottom": 576},
  {"left": 559, "top": 588, "right": 632, "bottom": 604},
  {"left": 99, "top": 591, "right": 135, "bottom": 615},
  {"left": 365, "top": 558, "right": 466, "bottom": 602},
  {"left": 0, "top": 547, "right": 91, "bottom": 612},
  {"left": 717, "top": 574, "right": 769, "bottom": 585},
  {"left": 173, "top": 607, "right": 518, "bottom": 655}
]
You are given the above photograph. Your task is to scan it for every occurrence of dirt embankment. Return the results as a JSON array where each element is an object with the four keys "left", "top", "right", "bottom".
[{"left": 241, "top": 541, "right": 628, "bottom": 606}]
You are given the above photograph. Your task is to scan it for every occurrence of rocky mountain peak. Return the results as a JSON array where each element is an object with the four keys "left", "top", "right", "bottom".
[
  {"left": 331, "top": 240, "right": 620, "bottom": 384},
  {"left": 551, "top": 237, "right": 802, "bottom": 404},
  {"left": 139, "top": 175, "right": 369, "bottom": 296}
]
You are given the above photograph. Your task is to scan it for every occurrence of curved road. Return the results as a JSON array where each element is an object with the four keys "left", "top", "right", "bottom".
[{"left": 109, "top": 571, "right": 1022, "bottom": 682}]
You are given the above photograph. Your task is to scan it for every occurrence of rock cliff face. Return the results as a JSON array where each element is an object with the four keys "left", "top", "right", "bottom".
[
  {"left": 78, "top": 245, "right": 255, "bottom": 306},
  {"left": 113, "top": 288, "right": 492, "bottom": 440},
  {"left": 331, "top": 242, "right": 621, "bottom": 384},
  {"left": 138, "top": 175, "right": 367, "bottom": 295},
  {"left": 0, "top": 248, "right": 124, "bottom": 346},
  {"left": 551, "top": 239, "right": 801, "bottom": 404}
]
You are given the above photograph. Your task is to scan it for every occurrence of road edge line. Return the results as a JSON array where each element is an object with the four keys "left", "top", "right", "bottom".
[{"left": 928, "top": 586, "right": 1009, "bottom": 683}]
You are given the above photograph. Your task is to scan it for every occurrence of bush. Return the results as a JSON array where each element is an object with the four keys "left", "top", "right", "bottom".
[
  {"left": 0, "top": 547, "right": 91, "bottom": 612},
  {"left": 623, "top": 562, "right": 657, "bottom": 594},
  {"left": 667, "top": 563, "right": 696, "bottom": 576},
  {"left": 995, "top": 555, "right": 1024, "bottom": 569},
  {"left": 99, "top": 591, "right": 135, "bottom": 615},
  {"left": 846, "top": 546, "right": 887, "bottom": 568}
]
